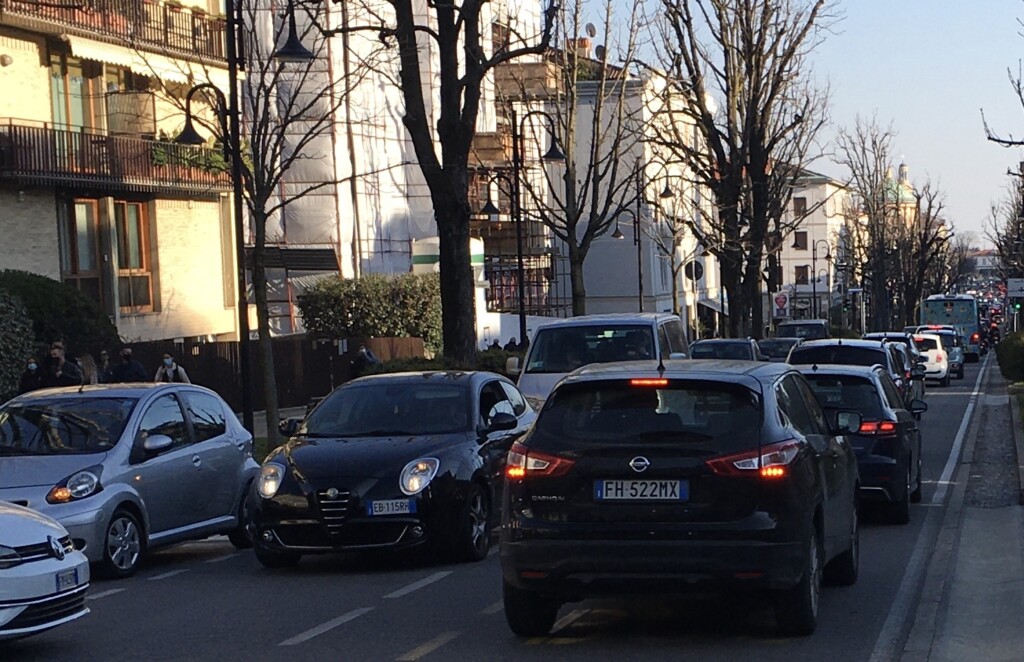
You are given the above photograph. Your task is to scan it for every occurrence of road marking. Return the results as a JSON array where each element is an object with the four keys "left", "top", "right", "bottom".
[
  {"left": 527, "top": 609, "right": 592, "bottom": 644},
  {"left": 383, "top": 571, "right": 452, "bottom": 599},
  {"left": 278, "top": 607, "right": 374, "bottom": 646},
  {"left": 395, "top": 631, "right": 460, "bottom": 661},
  {"left": 480, "top": 600, "right": 503, "bottom": 615},
  {"left": 204, "top": 552, "right": 240, "bottom": 564},
  {"left": 931, "top": 358, "right": 988, "bottom": 505},
  {"left": 85, "top": 588, "right": 125, "bottom": 601},
  {"left": 148, "top": 569, "right": 190, "bottom": 581}
]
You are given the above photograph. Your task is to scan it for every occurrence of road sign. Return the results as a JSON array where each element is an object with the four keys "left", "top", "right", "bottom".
[
  {"left": 684, "top": 260, "right": 704, "bottom": 281},
  {"left": 1007, "top": 278, "right": 1024, "bottom": 297}
]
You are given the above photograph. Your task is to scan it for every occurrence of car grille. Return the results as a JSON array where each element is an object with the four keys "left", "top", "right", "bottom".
[
  {"left": 13, "top": 536, "right": 74, "bottom": 564},
  {"left": 315, "top": 489, "right": 353, "bottom": 533},
  {"left": 0, "top": 585, "right": 88, "bottom": 633}
]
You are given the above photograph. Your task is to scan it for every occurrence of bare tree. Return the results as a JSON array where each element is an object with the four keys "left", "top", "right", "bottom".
[
  {"left": 649, "top": 0, "right": 834, "bottom": 336},
  {"left": 892, "top": 182, "right": 953, "bottom": 327},
  {"left": 985, "top": 172, "right": 1024, "bottom": 279}
]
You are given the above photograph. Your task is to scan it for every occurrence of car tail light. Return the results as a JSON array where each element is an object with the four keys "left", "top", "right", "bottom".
[
  {"left": 971, "top": 332, "right": 980, "bottom": 342},
  {"left": 706, "top": 440, "right": 800, "bottom": 479},
  {"left": 904, "top": 370, "right": 911, "bottom": 380},
  {"left": 937, "top": 354, "right": 944, "bottom": 363},
  {"left": 506, "top": 442, "right": 575, "bottom": 479},
  {"left": 630, "top": 378, "right": 668, "bottom": 386},
  {"left": 859, "top": 420, "right": 897, "bottom": 436}
]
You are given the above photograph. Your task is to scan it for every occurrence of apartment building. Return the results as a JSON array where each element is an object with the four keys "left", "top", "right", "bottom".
[{"left": 0, "top": 0, "right": 239, "bottom": 342}]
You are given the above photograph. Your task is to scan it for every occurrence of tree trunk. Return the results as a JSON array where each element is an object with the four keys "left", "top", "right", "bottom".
[
  {"left": 671, "top": 266, "right": 680, "bottom": 316},
  {"left": 568, "top": 241, "right": 587, "bottom": 316},
  {"left": 251, "top": 211, "right": 280, "bottom": 448},
  {"left": 434, "top": 195, "right": 477, "bottom": 363}
]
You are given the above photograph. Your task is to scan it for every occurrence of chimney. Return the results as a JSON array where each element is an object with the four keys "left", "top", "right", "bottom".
[
  {"left": 898, "top": 162, "right": 908, "bottom": 183},
  {"left": 569, "top": 37, "right": 592, "bottom": 59}
]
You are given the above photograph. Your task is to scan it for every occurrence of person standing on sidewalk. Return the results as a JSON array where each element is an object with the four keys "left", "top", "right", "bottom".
[
  {"left": 40, "top": 342, "right": 83, "bottom": 388},
  {"left": 112, "top": 347, "right": 148, "bottom": 383},
  {"left": 154, "top": 352, "right": 191, "bottom": 384}
]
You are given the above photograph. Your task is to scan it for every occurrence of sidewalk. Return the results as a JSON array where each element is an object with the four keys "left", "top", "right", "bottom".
[
  {"left": 902, "top": 367, "right": 1024, "bottom": 661},
  {"left": 238, "top": 406, "right": 308, "bottom": 440}
]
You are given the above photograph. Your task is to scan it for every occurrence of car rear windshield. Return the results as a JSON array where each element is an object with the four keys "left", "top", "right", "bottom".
[
  {"left": 532, "top": 379, "right": 762, "bottom": 452},
  {"left": 789, "top": 345, "right": 888, "bottom": 367},
  {"left": 776, "top": 322, "right": 828, "bottom": 339},
  {"left": 690, "top": 342, "right": 752, "bottom": 360},
  {"left": 525, "top": 325, "right": 655, "bottom": 374},
  {"left": 913, "top": 336, "right": 939, "bottom": 351},
  {"left": 303, "top": 382, "right": 470, "bottom": 436},
  {"left": 0, "top": 397, "right": 137, "bottom": 455},
  {"left": 803, "top": 375, "right": 884, "bottom": 419},
  {"left": 757, "top": 339, "right": 797, "bottom": 358},
  {"left": 935, "top": 334, "right": 960, "bottom": 349}
]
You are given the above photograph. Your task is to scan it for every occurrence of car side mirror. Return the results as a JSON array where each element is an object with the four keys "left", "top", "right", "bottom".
[
  {"left": 142, "top": 434, "right": 174, "bottom": 454},
  {"left": 910, "top": 399, "right": 928, "bottom": 415},
  {"left": 505, "top": 357, "right": 521, "bottom": 376},
  {"left": 485, "top": 412, "right": 518, "bottom": 434},
  {"left": 834, "top": 411, "right": 862, "bottom": 436},
  {"left": 668, "top": 352, "right": 688, "bottom": 360},
  {"left": 279, "top": 417, "right": 301, "bottom": 437}
]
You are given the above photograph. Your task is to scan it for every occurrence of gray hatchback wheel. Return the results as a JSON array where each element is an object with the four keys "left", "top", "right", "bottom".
[{"left": 101, "top": 509, "right": 143, "bottom": 579}]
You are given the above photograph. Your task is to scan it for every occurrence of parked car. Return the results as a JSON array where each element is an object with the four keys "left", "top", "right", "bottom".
[
  {"left": 251, "top": 371, "right": 535, "bottom": 567},
  {"left": 0, "top": 501, "right": 90, "bottom": 641},
  {"left": 787, "top": 339, "right": 915, "bottom": 407},
  {"left": 690, "top": 338, "right": 768, "bottom": 361},
  {"left": 775, "top": 319, "right": 830, "bottom": 340},
  {"left": 799, "top": 365, "right": 926, "bottom": 524},
  {"left": 500, "top": 360, "right": 861, "bottom": 637},
  {"left": 912, "top": 333, "right": 951, "bottom": 387},
  {"left": 758, "top": 337, "right": 802, "bottom": 362},
  {"left": 506, "top": 313, "right": 690, "bottom": 410},
  {"left": 0, "top": 385, "right": 259, "bottom": 578}
]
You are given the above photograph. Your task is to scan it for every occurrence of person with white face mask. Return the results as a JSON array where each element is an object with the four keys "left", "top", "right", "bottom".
[
  {"left": 154, "top": 352, "right": 191, "bottom": 384},
  {"left": 18, "top": 356, "right": 42, "bottom": 394}
]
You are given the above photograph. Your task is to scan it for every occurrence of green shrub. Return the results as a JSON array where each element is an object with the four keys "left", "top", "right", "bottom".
[
  {"left": 0, "top": 270, "right": 120, "bottom": 358},
  {"left": 298, "top": 273, "right": 442, "bottom": 353},
  {"left": 0, "top": 291, "right": 35, "bottom": 400},
  {"left": 362, "top": 349, "right": 521, "bottom": 377},
  {"left": 996, "top": 332, "right": 1024, "bottom": 382}
]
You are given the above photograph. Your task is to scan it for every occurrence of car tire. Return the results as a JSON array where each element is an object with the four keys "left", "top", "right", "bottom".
[
  {"left": 775, "top": 525, "right": 822, "bottom": 637},
  {"left": 452, "top": 483, "right": 491, "bottom": 562},
  {"left": 890, "top": 465, "right": 912, "bottom": 525},
  {"left": 503, "top": 580, "right": 560, "bottom": 637},
  {"left": 254, "top": 544, "right": 302, "bottom": 568},
  {"left": 99, "top": 508, "right": 144, "bottom": 579},
  {"left": 940, "top": 373, "right": 950, "bottom": 387},
  {"left": 228, "top": 487, "right": 254, "bottom": 550},
  {"left": 824, "top": 505, "right": 859, "bottom": 587},
  {"left": 910, "top": 454, "right": 923, "bottom": 504}
]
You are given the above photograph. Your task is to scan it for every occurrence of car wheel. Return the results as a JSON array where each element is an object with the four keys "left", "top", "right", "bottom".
[
  {"left": 254, "top": 544, "right": 302, "bottom": 569},
  {"left": 890, "top": 465, "right": 912, "bottom": 525},
  {"left": 452, "top": 483, "right": 491, "bottom": 562},
  {"left": 503, "top": 580, "right": 560, "bottom": 637},
  {"left": 911, "top": 453, "right": 923, "bottom": 503},
  {"left": 100, "top": 508, "right": 144, "bottom": 579},
  {"left": 824, "top": 504, "right": 859, "bottom": 587},
  {"left": 775, "top": 525, "right": 822, "bottom": 636},
  {"left": 228, "top": 488, "right": 254, "bottom": 550}
]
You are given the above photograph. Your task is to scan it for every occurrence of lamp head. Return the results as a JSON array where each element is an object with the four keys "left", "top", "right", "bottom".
[
  {"left": 611, "top": 222, "right": 625, "bottom": 240},
  {"left": 542, "top": 141, "right": 566, "bottom": 162},
  {"left": 175, "top": 117, "right": 205, "bottom": 146},
  {"left": 273, "top": 5, "right": 315, "bottom": 63},
  {"left": 659, "top": 183, "right": 673, "bottom": 199},
  {"left": 479, "top": 199, "right": 501, "bottom": 216}
]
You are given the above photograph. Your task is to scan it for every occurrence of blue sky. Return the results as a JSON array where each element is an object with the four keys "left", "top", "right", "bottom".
[{"left": 812, "top": 0, "right": 1024, "bottom": 243}]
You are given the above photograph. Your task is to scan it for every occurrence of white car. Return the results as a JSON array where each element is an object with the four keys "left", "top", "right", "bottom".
[
  {"left": 0, "top": 501, "right": 90, "bottom": 641},
  {"left": 913, "top": 333, "right": 950, "bottom": 386}
]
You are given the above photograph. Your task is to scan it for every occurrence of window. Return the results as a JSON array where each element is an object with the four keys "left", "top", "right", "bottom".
[
  {"left": 795, "top": 265, "right": 810, "bottom": 285},
  {"left": 793, "top": 197, "right": 808, "bottom": 216},
  {"left": 116, "top": 201, "right": 154, "bottom": 312},
  {"left": 499, "top": 382, "right": 528, "bottom": 416},
  {"left": 792, "top": 231, "right": 808, "bottom": 250},
  {"left": 59, "top": 199, "right": 103, "bottom": 305},
  {"left": 878, "top": 375, "right": 905, "bottom": 410},
  {"left": 658, "top": 324, "right": 671, "bottom": 358},
  {"left": 137, "top": 395, "right": 190, "bottom": 450},
  {"left": 664, "top": 320, "right": 689, "bottom": 355},
  {"left": 805, "top": 375, "right": 883, "bottom": 418},
  {"left": 50, "top": 55, "right": 103, "bottom": 131},
  {"left": 480, "top": 381, "right": 514, "bottom": 425},
  {"left": 182, "top": 392, "right": 227, "bottom": 442},
  {"left": 777, "top": 376, "right": 818, "bottom": 436}
]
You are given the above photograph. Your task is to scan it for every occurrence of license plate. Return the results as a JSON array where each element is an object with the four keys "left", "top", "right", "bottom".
[
  {"left": 594, "top": 479, "right": 688, "bottom": 501},
  {"left": 56, "top": 568, "right": 78, "bottom": 592},
  {"left": 366, "top": 499, "right": 416, "bottom": 516}
]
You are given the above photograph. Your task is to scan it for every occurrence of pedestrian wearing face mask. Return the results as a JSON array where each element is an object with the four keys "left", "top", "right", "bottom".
[
  {"left": 111, "top": 347, "right": 148, "bottom": 383},
  {"left": 18, "top": 356, "right": 42, "bottom": 394},
  {"left": 41, "top": 342, "right": 83, "bottom": 388},
  {"left": 154, "top": 352, "right": 190, "bottom": 384}
]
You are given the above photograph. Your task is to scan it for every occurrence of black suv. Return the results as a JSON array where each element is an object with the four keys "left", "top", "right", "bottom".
[
  {"left": 787, "top": 339, "right": 914, "bottom": 409},
  {"left": 500, "top": 361, "right": 861, "bottom": 637}
]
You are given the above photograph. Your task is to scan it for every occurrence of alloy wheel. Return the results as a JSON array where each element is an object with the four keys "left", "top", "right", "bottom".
[
  {"left": 468, "top": 491, "right": 489, "bottom": 553},
  {"left": 107, "top": 516, "right": 141, "bottom": 571}
]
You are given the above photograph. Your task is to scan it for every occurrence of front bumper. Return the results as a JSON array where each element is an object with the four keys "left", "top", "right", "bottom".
[
  {"left": 0, "top": 552, "right": 90, "bottom": 640},
  {"left": 0, "top": 487, "right": 113, "bottom": 563}
]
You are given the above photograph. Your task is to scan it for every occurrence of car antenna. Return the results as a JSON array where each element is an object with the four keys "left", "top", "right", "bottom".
[
  {"left": 657, "top": 349, "right": 666, "bottom": 375},
  {"left": 812, "top": 363, "right": 819, "bottom": 372}
]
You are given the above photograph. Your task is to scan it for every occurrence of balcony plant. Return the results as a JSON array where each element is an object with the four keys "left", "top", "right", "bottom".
[{"left": 165, "top": 0, "right": 184, "bottom": 11}]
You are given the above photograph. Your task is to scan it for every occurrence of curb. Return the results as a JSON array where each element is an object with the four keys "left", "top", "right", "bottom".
[{"left": 1010, "top": 390, "right": 1024, "bottom": 505}]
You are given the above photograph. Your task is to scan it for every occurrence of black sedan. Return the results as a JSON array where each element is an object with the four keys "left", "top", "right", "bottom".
[
  {"left": 250, "top": 371, "right": 535, "bottom": 567},
  {"left": 689, "top": 338, "right": 768, "bottom": 360}
]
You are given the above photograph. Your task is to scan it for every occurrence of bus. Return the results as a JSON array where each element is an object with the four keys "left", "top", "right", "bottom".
[{"left": 919, "top": 294, "right": 982, "bottom": 361}]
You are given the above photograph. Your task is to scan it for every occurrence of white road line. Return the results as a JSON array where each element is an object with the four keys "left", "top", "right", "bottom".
[
  {"left": 204, "top": 552, "right": 240, "bottom": 564},
  {"left": 148, "top": 569, "right": 190, "bottom": 581},
  {"left": 383, "top": 571, "right": 453, "bottom": 599},
  {"left": 85, "top": 588, "right": 125, "bottom": 601},
  {"left": 278, "top": 607, "right": 374, "bottom": 646},
  {"left": 395, "top": 631, "right": 461, "bottom": 661},
  {"left": 480, "top": 600, "right": 503, "bottom": 615},
  {"left": 552, "top": 608, "right": 590, "bottom": 632},
  {"left": 931, "top": 358, "right": 988, "bottom": 505}
]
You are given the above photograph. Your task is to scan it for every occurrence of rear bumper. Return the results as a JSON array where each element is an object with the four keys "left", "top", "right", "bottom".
[{"left": 855, "top": 456, "right": 902, "bottom": 502}]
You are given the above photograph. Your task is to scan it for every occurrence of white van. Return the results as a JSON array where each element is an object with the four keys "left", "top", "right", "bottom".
[{"left": 505, "top": 313, "right": 690, "bottom": 410}]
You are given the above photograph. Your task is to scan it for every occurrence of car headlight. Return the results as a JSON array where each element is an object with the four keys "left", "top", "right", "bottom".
[
  {"left": 46, "top": 468, "right": 102, "bottom": 504},
  {"left": 400, "top": 458, "right": 440, "bottom": 496},
  {"left": 0, "top": 545, "right": 22, "bottom": 570},
  {"left": 258, "top": 463, "right": 285, "bottom": 499}
]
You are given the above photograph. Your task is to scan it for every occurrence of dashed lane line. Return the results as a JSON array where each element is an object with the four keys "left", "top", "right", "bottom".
[
  {"left": 148, "top": 569, "right": 190, "bottom": 581},
  {"left": 480, "top": 600, "right": 504, "bottom": 615},
  {"left": 526, "top": 609, "right": 591, "bottom": 644},
  {"left": 383, "top": 571, "right": 453, "bottom": 599},
  {"left": 278, "top": 607, "right": 374, "bottom": 646},
  {"left": 932, "top": 357, "right": 989, "bottom": 506},
  {"left": 395, "top": 631, "right": 461, "bottom": 661},
  {"left": 85, "top": 588, "right": 125, "bottom": 601},
  {"left": 204, "top": 552, "right": 241, "bottom": 564}
]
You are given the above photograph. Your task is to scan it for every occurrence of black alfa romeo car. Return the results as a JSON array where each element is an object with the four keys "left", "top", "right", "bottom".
[{"left": 250, "top": 371, "right": 535, "bottom": 567}]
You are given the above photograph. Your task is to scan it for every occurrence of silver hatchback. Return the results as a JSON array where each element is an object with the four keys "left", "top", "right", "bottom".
[{"left": 0, "top": 384, "right": 259, "bottom": 578}]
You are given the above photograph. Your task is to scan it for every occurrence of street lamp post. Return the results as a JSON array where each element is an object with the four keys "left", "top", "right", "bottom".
[
  {"left": 611, "top": 207, "right": 643, "bottom": 312},
  {"left": 811, "top": 239, "right": 831, "bottom": 318},
  {"left": 816, "top": 268, "right": 831, "bottom": 327}
]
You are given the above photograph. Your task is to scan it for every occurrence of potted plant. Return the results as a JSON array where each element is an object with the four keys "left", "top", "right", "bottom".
[
  {"left": 165, "top": 0, "right": 184, "bottom": 12},
  {"left": 191, "top": 4, "right": 207, "bottom": 16}
]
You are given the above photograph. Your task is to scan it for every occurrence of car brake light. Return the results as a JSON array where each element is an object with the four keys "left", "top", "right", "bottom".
[
  {"left": 937, "top": 354, "right": 944, "bottom": 363},
  {"left": 505, "top": 442, "right": 575, "bottom": 479},
  {"left": 971, "top": 333, "right": 980, "bottom": 342},
  {"left": 859, "top": 420, "right": 897, "bottom": 436},
  {"left": 706, "top": 441, "right": 800, "bottom": 479},
  {"left": 904, "top": 371, "right": 911, "bottom": 380},
  {"left": 630, "top": 378, "right": 668, "bottom": 386}
]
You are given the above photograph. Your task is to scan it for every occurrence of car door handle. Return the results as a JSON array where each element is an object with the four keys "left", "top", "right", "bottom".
[{"left": 192, "top": 455, "right": 202, "bottom": 467}]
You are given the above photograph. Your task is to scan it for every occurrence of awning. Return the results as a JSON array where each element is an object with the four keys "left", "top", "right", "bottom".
[
  {"left": 65, "top": 36, "right": 231, "bottom": 91},
  {"left": 698, "top": 297, "right": 728, "bottom": 316}
]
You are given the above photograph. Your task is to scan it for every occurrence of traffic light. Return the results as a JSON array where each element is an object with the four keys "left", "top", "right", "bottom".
[
  {"left": 1015, "top": 302, "right": 1021, "bottom": 311},
  {"left": 843, "top": 297, "right": 851, "bottom": 312}
]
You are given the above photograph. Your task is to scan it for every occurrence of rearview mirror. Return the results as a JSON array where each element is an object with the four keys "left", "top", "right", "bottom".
[
  {"left": 142, "top": 434, "right": 174, "bottom": 454},
  {"left": 485, "top": 412, "right": 518, "bottom": 434},
  {"left": 834, "top": 411, "right": 862, "bottom": 436},
  {"left": 910, "top": 399, "right": 928, "bottom": 415},
  {"left": 505, "top": 357, "right": 521, "bottom": 376}
]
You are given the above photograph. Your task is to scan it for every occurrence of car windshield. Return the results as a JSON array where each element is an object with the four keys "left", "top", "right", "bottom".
[
  {"left": 303, "top": 382, "right": 470, "bottom": 436},
  {"left": 533, "top": 379, "right": 761, "bottom": 452},
  {"left": 0, "top": 397, "right": 137, "bottom": 455},
  {"left": 776, "top": 323, "right": 828, "bottom": 340},
  {"left": 757, "top": 339, "right": 797, "bottom": 358},
  {"left": 789, "top": 346, "right": 888, "bottom": 367},
  {"left": 936, "top": 334, "right": 960, "bottom": 350},
  {"left": 914, "top": 336, "right": 939, "bottom": 351},
  {"left": 803, "top": 375, "right": 884, "bottom": 419},
  {"left": 525, "top": 325, "right": 656, "bottom": 374},
  {"left": 690, "top": 342, "right": 752, "bottom": 360}
]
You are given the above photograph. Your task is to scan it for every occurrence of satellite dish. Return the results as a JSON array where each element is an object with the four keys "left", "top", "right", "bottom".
[
  {"left": 585, "top": 23, "right": 597, "bottom": 38},
  {"left": 594, "top": 45, "right": 606, "bottom": 60}
]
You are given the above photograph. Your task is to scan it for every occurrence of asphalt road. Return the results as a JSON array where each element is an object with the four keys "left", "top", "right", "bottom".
[{"left": 5, "top": 361, "right": 989, "bottom": 662}]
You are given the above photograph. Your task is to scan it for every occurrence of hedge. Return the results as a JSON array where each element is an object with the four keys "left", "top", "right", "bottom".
[
  {"left": 996, "top": 332, "right": 1024, "bottom": 383},
  {"left": 0, "top": 291, "right": 35, "bottom": 400},
  {"left": 361, "top": 348, "right": 522, "bottom": 377}
]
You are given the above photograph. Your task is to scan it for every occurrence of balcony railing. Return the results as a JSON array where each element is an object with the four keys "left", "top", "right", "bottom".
[
  {"left": 0, "top": 119, "right": 231, "bottom": 194},
  {"left": 1, "top": 0, "right": 227, "bottom": 63}
]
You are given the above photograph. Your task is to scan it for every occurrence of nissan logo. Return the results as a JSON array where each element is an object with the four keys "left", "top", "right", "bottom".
[
  {"left": 629, "top": 456, "right": 651, "bottom": 473},
  {"left": 48, "top": 536, "right": 66, "bottom": 561}
]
